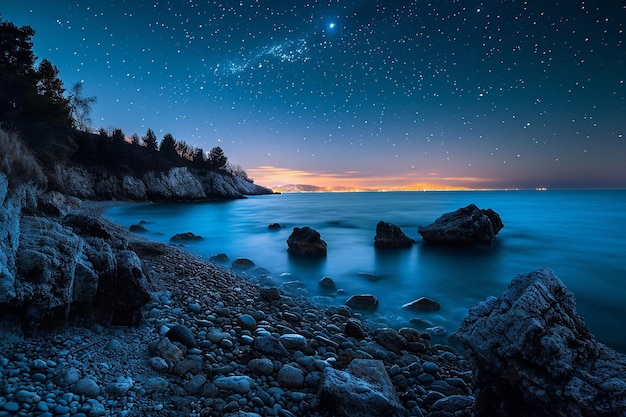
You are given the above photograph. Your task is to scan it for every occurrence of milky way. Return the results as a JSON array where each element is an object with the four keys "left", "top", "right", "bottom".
[{"left": 3, "top": 1, "right": 625, "bottom": 188}]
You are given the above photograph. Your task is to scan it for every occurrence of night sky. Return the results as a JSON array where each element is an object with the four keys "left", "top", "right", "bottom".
[{"left": 3, "top": 1, "right": 625, "bottom": 189}]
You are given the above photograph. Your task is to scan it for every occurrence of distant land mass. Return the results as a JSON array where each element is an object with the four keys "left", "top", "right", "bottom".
[{"left": 272, "top": 183, "right": 472, "bottom": 193}]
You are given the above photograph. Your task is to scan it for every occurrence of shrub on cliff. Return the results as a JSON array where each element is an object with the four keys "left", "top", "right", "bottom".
[{"left": 0, "top": 129, "right": 46, "bottom": 191}]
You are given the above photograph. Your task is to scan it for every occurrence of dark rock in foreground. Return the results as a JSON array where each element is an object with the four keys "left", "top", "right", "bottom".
[
  {"left": 450, "top": 267, "right": 626, "bottom": 417},
  {"left": 286, "top": 226, "right": 327, "bottom": 256},
  {"left": 319, "top": 359, "right": 404, "bottom": 417},
  {"left": 374, "top": 221, "right": 415, "bottom": 248},
  {"left": 418, "top": 204, "right": 503, "bottom": 244}
]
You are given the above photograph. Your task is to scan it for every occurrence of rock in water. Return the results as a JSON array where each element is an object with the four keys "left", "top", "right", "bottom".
[
  {"left": 402, "top": 297, "right": 440, "bottom": 311},
  {"left": 373, "top": 221, "right": 414, "bottom": 248},
  {"left": 345, "top": 294, "right": 379, "bottom": 311},
  {"left": 450, "top": 267, "right": 626, "bottom": 417},
  {"left": 318, "top": 359, "right": 404, "bottom": 417},
  {"left": 286, "top": 226, "right": 327, "bottom": 256},
  {"left": 418, "top": 203, "right": 503, "bottom": 244}
]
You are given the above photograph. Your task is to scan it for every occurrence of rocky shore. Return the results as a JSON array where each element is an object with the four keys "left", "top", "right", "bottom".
[{"left": 1, "top": 202, "right": 475, "bottom": 417}]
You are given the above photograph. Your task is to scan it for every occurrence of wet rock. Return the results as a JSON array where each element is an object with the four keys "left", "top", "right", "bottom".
[
  {"left": 451, "top": 267, "right": 626, "bottom": 417},
  {"left": 374, "top": 221, "right": 414, "bottom": 248},
  {"left": 418, "top": 204, "right": 503, "bottom": 244},
  {"left": 72, "top": 378, "right": 100, "bottom": 397},
  {"left": 402, "top": 297, "right": 440, "bottom": 311},
  {"left": 165, "top": 324, "right": 197, "bottom": 348},
  {"left": 345, "top": 294, "right": 379, "bottom": 311},
  {"left": 268, "top": 223, "right": 282, "bottom": 230},
  {"left": 374, "top": 328, "right": 408, "bottom": 353},
  {"left": 213, "top": 376, "right": 254, "bottom": 395},
  {"left": 253, "top": 335, "right": 289, "bottom": 358},
  {"left": 344, "top": 318, "right": 366, "bottom": 339},
  {"left": 232, "top": 257, "right": 255, "bottom": 269},
  {"left": 286, "top": 226, "right": 327, "bottom": 256},
  {"left": 260, "top": 287, "right": 281, "bottom": 302},
  {"left": 318, "top": 359, "right": 404, "bottom": 417},
  {"left": 318, "top": 276, "right": 337, "bottom": 290},
  {"left": 170, "top": 232, "right": 203, "bottom": 242},
  {"left": 277, "top": 364, "right": 305, "bottom": 388},
  {"left": 129, "top": 224, "right": 147, "bottom": 232}
]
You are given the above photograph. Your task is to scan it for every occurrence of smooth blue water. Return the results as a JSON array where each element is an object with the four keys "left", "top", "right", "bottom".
[{"left": 106, "top": 190, "right": 626, "bottom": 352}]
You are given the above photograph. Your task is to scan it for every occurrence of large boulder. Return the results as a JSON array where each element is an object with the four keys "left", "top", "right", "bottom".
[
  {"left": 418, "top": 204, "right": 503, "bottom": 244},
  {"left": 286, "top": 226, "right": 327, "bottom": 256},
  {"left": 143, "top": 167, "right": 207, "bottom": 201},
  {"left": 318, "top": 359, "right": 404, "bottom": 417},
  {"left": 450, "top": 268, "right": 626, "bottom": 417},
  {"left": 373, "top": 221, "right": 414, "bottom": 248}
]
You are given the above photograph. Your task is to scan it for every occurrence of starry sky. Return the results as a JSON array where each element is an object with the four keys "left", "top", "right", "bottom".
[{"left": 3, "top": 1, "right": 625, "bottom": 189}]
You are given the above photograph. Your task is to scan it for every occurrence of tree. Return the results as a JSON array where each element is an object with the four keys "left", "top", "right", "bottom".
[
  {"left": 36, "top": 59, "right": 65, "bottom": 103},
  {"left": 208, "top": 146, "right": 228, "bottom": 169},
  {"left": 142, "top": 128, "right": 158, "bottom": 151},
  {"left": 130, "top": 133, "right": 141, "bottom": 146},
  {"left": 111, "top": 128, "right": 125, "bottom": 143},
  {"left": 160, "top": 133, "right": 178, "bottom": 162},
  {"left": 68, "top": 82, "right": 97, "bottom": 131},
  {"left": 192, "top": 147, "right": 206, "bottom": 169}
]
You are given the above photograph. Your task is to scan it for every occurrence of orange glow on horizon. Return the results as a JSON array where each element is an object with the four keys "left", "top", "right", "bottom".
[{"left": 247, "top": 165, "right": 498, "bottom": 191}]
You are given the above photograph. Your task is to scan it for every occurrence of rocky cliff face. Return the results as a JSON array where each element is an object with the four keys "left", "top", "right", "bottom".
[
  {"left": 49, "top": 164, "right": 273, "bottom": 202},
  {"left": 450, "top": 268, "right": 626, "bottom": 417}
]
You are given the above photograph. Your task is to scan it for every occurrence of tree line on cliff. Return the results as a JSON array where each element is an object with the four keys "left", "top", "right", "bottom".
[{"left": 0, "top": 17, "right": 252, "bottom": 185}]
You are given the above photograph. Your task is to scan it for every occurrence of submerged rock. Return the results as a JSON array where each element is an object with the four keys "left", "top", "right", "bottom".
[
  {"left": 170, "top": 232, "right": 203, "bottom": 242},
  {"left": 374, "top": 221, "right": 414, "bottom": 248},
  {"left": 286, "top": 226, "right": 327, "bottom": 256},
  {"left": 450, "top": 267, "right": 626, "bottom": 417},
  {"left": 345, "top": 294, "right": 379, "bottom": 311},
  {"left": 402, "top": 297, "right": 440, "bottom": 311},
  {"left": 418, "top": 204, "right": 503, "bottom": 244}
]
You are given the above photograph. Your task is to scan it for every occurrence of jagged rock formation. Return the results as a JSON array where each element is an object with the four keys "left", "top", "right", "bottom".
[
  {"left": 49, "top": 164, "right": 273, "bottom": 202},
  {"left": 374, "top": 221, "right": 415, "bottom": 248},
  {"left": 450, "top": 267, "right": 626, "bottom": 417},
  {"left": 286, "top": 226, "right": 327, "bottom": 256},
  {"left": 418, "top": 204, "right": 504, "bottom": 244}
]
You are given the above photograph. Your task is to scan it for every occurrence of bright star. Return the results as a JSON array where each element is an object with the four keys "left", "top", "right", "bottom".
[{"left": 328, "top": 22, "right": 336, "bottom": 29}]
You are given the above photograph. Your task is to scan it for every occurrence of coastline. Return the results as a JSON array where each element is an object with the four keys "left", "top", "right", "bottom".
[{"left": 0, "top": 200, "right": 474, "bottom": 417}]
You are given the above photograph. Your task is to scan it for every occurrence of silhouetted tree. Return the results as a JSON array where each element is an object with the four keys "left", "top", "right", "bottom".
[
  {"left": 111, "top": 128, "right": 125, "bottom": 143},
  {"left": 130, "top": 133, "right": 141, "bottom": 145},
  {"left": 36, "top": 59, "right": 65, "bottom": 103},
  {"left": 143, "top": 128, "right": 158, "bottom": 151},
  {"left": 192, "top": 147, "right": 206, "bottom": 169},
  {"left": 160, "top": 133, "right": 178, "bottom": 162},
  {"left": 68, "top": 82, "right": 96, "bottom": 131},
  {"left": 208, "top": 146, "right": 227, "bottom": 169}
]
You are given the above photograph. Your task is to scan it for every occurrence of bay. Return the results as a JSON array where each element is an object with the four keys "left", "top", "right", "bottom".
[{"left": 106, "top": 190, "right": 626, "bottom": 352}]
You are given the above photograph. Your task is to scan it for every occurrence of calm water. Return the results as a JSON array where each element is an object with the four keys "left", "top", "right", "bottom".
[{"left": 106, "top": 190, "right": 626, "bottom": 352}]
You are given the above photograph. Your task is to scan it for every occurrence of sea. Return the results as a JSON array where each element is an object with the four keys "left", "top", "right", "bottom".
[{"left": 105, "top": 190, "right": 626, "bottom": 353}]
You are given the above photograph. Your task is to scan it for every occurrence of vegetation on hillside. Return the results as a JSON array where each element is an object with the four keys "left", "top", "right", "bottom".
[{"left": 0, "top": 17, "right": 252, "bottom": 183}]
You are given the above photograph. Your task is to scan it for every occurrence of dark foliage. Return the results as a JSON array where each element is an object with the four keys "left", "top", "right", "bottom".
[{"left": 0, "top": 16, "right": 252, "bottom": 183}]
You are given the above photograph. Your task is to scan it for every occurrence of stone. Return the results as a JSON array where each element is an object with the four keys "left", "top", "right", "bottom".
[
  {"left": 165, "top": 324, "right": 197, "bottom": 348},
  {"left": 373, "top": 221, "right": 414, "bottom": 248},
  {"left": 450, "top": 267, "right": 626, "bottom": 417},
  {"left": 374, "top": 328, "right": 408, "bottom": 353},
  {"left": 402, "top": 297, "right": 440, "bottom": 311},
  {"left": 105, "top": 377, "right": 133, "bottom": 396},
  {"left": 345, "top": 294, "right": 379, "bottom": 311},
  {"left": 286, "top": 226, "right": 327, "bottom": 256},
  {"left": 232, "top": 257, "right": 255, "bottom": 269},
  {"left": 213, "top": 376, "right": 254, "bottom": 395},
  {"left": 318, "top": 359, "right": 404, "bottom": 417},
  {"left": 418, "top": 204, "right": 504, "bottom": 244},
  {"left": 237, "top": 314, "right": 257, "bottom": 330},
  {"left": 72, "top": 378, "right": 100, "bottom": 397},
  {"left": 260, "top": 287, "right": 281, "bottom": 302},
  {"left": 268, "top": 223, "right": 282, "bottom": 229},
  {"left": 318, "top": 276, "right": 336, "bottom": 290},
  {"left": 129, "top": 224, "right": 147, "bottom": 232},
  {"left": 248, "top": 358, "right": 274, "bottom": 375},
  {"left": 170, "top": 232, "right": 203, "bottom": 242},
  {"left": 154, "top": 337, "right": 185, "bottom": 370},
  {"left": 344, "top": 318, "right": 366, "bottom": 339},
  {"left": 277, "top": 364, "right": 305, "bottom": 388},
  {"left": 253, "top": 335, "right": 289, "bottom": 358},
  {"left": 279, "top": 334, "right": 307, "bottom": 349}
]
